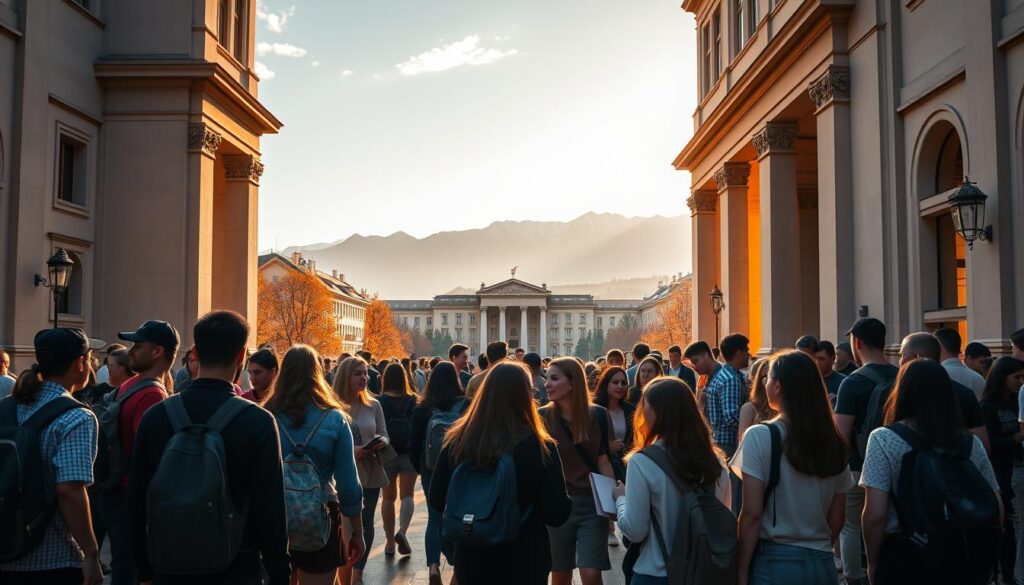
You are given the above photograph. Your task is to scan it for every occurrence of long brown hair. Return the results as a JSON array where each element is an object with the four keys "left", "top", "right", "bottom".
[
  {"left": 883, "top": 359, "right": 963, "bottom": 449},
  {"left": 747, "top": 358, "right": 776, "bottom": 423},
  {"left": 593, "top": 366, "right": 628, "bottom": 408},
  {"left": 381, "top": 362, "right": 415, "bottom": 397},
  {"left": 333, "top": 355, "right": 371, "bottom": 406},
  {"left": 770, "top": 350, "right": 848, "bottom": 477},
  {"left": 628, "top": 377, "right": 724, "bottom": 486},
  {"left": 548, "top": 357, "right": 592, "bottom": 444},
  {"left": 264, "top": 345, "right": 346, "bottom": 426},
  {"left": 444, "top": 362, "right": 552, "bottom": 467}
]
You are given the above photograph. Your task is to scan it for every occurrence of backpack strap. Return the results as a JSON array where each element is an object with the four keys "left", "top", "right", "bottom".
[
  {"left": 764, "top": 422, "right": 783, "bottom": 526},
  {"left": 22, "top": 396, "right": 83, "bottom": 432},
  {"left": 299, "top": 410, "right": 331, "bottom": 447},
  {"left": 638, "top": 444, "right": 698, "bottom": 495},
  {"left": 0, "top": 395, "right": 18, "bottom": 426},
  {"left": 206, "top": 396, "right": 252, "bottom": 433},
  {"left": 276, "top": 409, "right": 330, "bottom": 453},
  {"left": 115, "top": 378, "right": 167, "bottom": 405},
  {"left": 853, "top": 365, "right": 886, "bottom": 387},
  {"left": 164, "top": 394, "right": 192, "bottom": 433},
  {"left": 886, "top": 422, "right": 925, "bottom": 451}
]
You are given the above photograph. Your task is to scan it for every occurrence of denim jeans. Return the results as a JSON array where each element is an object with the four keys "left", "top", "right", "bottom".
[
  {"left": 99, "top": 488, "right": 136, "bottom": 585},
  {"left": 354, "top": 488, "right": 381, "bottom": 570},
  {"left": 631, "top": 573, "right": 669, "bottom": 585},
  {"left": 420, "top": 467, "right": 453, "bottom": 567},
  {"left": 750, "top": 540, "right": 838, "bottom": 585},
  {"left": 840, "top": 471, "right": 866, "bottom": 581}
]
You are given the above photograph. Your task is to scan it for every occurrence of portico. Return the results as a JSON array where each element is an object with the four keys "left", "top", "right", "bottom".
[{"left": 477, "top": 279, "right": 552, "bottom": 355}]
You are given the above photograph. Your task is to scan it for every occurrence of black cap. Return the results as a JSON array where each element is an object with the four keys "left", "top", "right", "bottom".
[
  {"left": 964, "top": 341, "right": 992, "bottom": 359},
  {"left": 118, "top": 320, "right": 180, "bottom": 358},
  {"left": 34, "top": 328, "right": 103, "bottom": 367},
  {"left": 845, "top": 318, "right": 885, "bottom": 339}
]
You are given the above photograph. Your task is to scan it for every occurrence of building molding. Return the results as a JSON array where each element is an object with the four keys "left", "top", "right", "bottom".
[
  {"left": 752, "top": 122, "right": 798, "bottom": 158},
  {"left": 188, "top": 123, "right": 223, "bottom": 158},
  {"left": 808, "top": 65, "right": 850, "bottom": 110},
  {"left": 687, "top": 190, "right": 718, "bottom": 214},
  {"left": 224, "top": 154, "right": 264, "bottom": 184},
  {"left": 714, "top": 162, "right": 752, "bottom": 190}
]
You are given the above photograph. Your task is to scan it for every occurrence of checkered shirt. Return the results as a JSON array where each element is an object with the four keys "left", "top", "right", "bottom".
[
  {"left": 702, "top": 364, "right": 745, "bottom": 450},
  {"left": 0, "top": 381, "right": 98, "bottom": 572}
]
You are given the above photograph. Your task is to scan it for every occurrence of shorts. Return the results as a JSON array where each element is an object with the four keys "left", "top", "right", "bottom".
[
  {"left": 384, "top": 452, "right": 416, "bottom": 479},
  {"left": 290, "top": 501, "right": 344, "bottom": 574},
  {"left": 547, "top": 495, "right": 611, "bottom": 572}
]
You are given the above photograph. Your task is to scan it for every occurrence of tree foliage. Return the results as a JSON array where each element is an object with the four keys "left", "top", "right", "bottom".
[
  {"left": 257, "top": 271, "right": 341, "bottom": 357},
  {"left": 603, "top": 313, "right": 643, "bottom": 354},
  {"left": 428, "top": 329, "right": 454, "bottom": 357},
  {"left": 399, "top": 324, "right": 434, "bottom": 357},
  {"left": 641, "top": 280, "right": 693, "bottom": 351},
  {"left": 363, "top": 298, "right": 405, "bottom": 359}
]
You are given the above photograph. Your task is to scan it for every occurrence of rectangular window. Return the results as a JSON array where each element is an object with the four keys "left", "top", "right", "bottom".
[
  {"left": 565, "top": 328, "right": 572, "bottom": 340},
  {"left": 610, "top": 316, "right": 616, "bottom": 328},
  {"left": 747, "top": 0, "right": 758, "bottom": 39},
  {"left": 597, "top": 316, "right": 603, "bottom": 327},
  {"left": 579, "top": 313, "right": 587, "bottom": 323},
  {"left": 57, "top": 137, "right": 86, "bottom": 205},
  {"left": 579, "top": 327, "right": 586, "bottom": 339},
  {"left": 565, "top": 313, "right": 571, "bottom": 325},
  {"left": 442, "top": 313, "right": 448, "bottom": 325},
  {"left": 426, "top": 317, "right": 433, "bottom": 327},
  {"left": 552, "top": 313, "right": 558, "bottom": 325},
  {"left": 455, "top": 328, "right": 463, "bottom": 342},
  {"left": 470, "top": 328, "right": 477, "bottom": 341},
  {"left": 734, "top": 0, "right": 745, "bottom": 53},
  {"left": 414, "top": 317, "right": 420, "bottom": 328},
  {"left": 233, "top": 0, "right": 247, "bottom": 62},
  {"left": 470, "top": 314, "right": 476, "bottom": 325},
  {"left": 712, "top": 10, "right": 722, "bottom": 78},
  {"left": 441, "top": 328, "right": 449, "bottom": 337},
  {"left": 218, "top": 0, "right": 230, "bottom": 45},
  {"left": 551, "top": 328, "right": 559, "bottom": 340},
  {"left": 701, "top": 23, "right": 711, "bottom": 96},
  {"left": 401, "top": 316, "right": 408, "bottom": 326},
  {"left": 456, "top": 313, "right": 462, "bottom": 325}
]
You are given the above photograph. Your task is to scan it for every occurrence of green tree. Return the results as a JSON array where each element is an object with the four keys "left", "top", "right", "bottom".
[
  {"left": 591, "top": 329, "right": 605, "bottom": 359},
  {"left": 430, "top": 329, "right": 453, "bottom": 357},
  {"left": 574, "top": 331, "right": 593, "bottom": 360}
]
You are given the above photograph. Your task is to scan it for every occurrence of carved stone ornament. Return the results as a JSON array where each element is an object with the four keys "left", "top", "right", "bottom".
[
  {"left": 714, "top": 162, "right": 752, "bottom": 190},
  {"left": 752, "top": 124, "right": 798, "bottom": 158},
  {"left": 808, "top": 66, "right": 851, "bottom": 110},
  {"left": 188, "top": 123, "right": 222, "bottom": 157},
  {"left": 224, "top": 155, "right": 265, "bottom": 183},
  {"left": 797, "top": 189, "right": 818, "bottom": 209},
  {"left": 687, "top": 191, "right": 718, "bottom": 214}
]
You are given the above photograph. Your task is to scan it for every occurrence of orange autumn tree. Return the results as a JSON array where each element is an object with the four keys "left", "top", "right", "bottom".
[
  {"left": 257, "top": 271, "right": 341, "bottom": 357},
  {"left": 641, "top": 278, "right": 693, "bottom": 351},
  {"left": 363, "top": 298, "right": 405, "bottom": 359}
]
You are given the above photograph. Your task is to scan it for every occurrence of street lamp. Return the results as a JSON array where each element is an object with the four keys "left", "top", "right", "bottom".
[
  {"left": 35, "top": 248, "right": 75, "bottom": 328},
  {"left": 947, "top": 177, "right": 992, "bottom": 250},
  {"left": 710, "top": 285, "right": 725, "bottom": 349}
]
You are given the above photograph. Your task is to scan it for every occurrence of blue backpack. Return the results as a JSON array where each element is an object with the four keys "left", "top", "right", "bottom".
[
  {"left": 424, "top": 399, "right": 466, "bottom": 470},
  {"left": 441, "top": 452, "right": 532, "bottom": 546}
]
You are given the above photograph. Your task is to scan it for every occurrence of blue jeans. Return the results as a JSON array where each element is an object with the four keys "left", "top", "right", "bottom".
[
  {"left": 354, "top": 488, "right": 381, "bottom": 570},
  {"left": 750, "top": 540, "right": 838, "bottom": 585},
  {"left": 420, "top": 467, "right": 454, "bottom": 567},
  {"left": 631, "top": 574, "right": 669, "bottom": 585}
]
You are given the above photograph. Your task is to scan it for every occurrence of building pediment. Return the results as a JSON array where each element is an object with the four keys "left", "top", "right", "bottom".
[{"left": 477, "top": 278, "right": 550, "bottom": 296}]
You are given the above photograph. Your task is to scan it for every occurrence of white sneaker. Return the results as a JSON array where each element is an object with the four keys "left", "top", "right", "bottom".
[{"left": 608, "top": 533, "right": 619, "bottom": 547}]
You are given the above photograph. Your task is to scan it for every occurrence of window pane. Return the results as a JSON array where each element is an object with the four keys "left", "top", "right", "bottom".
[{"left": 58, "top": 142, "right": 76, "bottom": 202}]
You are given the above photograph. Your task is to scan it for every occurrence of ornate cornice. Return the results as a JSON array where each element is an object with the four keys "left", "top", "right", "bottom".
[
  {"left": 753, "top": 123, "right": 798, "bottom": 158},
  {"left": 687, "top": 190, "right": 718, "bottom": 214},
  {"left": 188, "top": 123, "right": 222, "bottom": 158},
  {"left": 224, "top": 155, "right": 265, "bottom": 184},
  {"left": 808, "top": 65, "right": 850, "bottom": 110},
  {"left": 797, "top": 189, "right": 818, "bottom": 209},
  {"left": 714, "top": 162, "right": 751, "bottom": 190}
]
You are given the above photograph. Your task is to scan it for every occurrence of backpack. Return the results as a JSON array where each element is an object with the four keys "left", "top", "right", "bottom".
[
  {"left": 441, "top": 450, "right": 533, "bottom": 546},
  {"left": 852, "top": 366, "right": 896, "bottom": 460},
  {"left": 277, "top": 410, "right": 332, "bottom": 552},
  {"left": 146, "top": 395, "right": 252, "bottom": 574},
  {"left": 887, "top": 423, "right": 999, "bottom": 576},
  {"left": 93, "top": 378, "right": 166, "bottom": 492},
  {"left": 639, "top": 444, "right": 738, "bottom": 585},
  {"left": 0, "top": 395, "right": 83, "bottom": 562},
  {"left": 381, "top": 395, "right": 415, "bottom": 453},
  {"left": 425, "top": 399, "right": 466, "bottom": 470}
]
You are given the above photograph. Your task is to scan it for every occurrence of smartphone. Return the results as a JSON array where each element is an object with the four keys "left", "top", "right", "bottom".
[{"left": 364, "top": 435, "right": 385, "bottom": 449}]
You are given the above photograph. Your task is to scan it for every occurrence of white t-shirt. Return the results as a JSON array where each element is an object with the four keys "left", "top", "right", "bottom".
[
  {"left": 730, "top": 423, "right": 853, "bottom": 552},
  {"left": 859, "top": 425, "right": 998, "bottom": 534}
]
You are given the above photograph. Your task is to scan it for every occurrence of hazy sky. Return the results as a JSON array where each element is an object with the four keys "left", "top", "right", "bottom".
[{"left": 255, "top": 0, "right": 698, "bottom": 251}]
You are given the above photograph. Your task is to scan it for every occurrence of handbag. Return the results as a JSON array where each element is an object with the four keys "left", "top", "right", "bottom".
[{"left": 351, "top": 406, "right": 392, "bottom": 489}]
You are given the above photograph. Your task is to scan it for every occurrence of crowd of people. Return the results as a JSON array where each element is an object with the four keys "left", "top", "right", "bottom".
[{"left": 2, "top": 311, "right": 1024, "bottom": 585}]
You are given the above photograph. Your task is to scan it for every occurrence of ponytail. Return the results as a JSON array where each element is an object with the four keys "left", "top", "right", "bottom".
[{"left": 12, "top": 365, "right": 44, "bottom": 403}]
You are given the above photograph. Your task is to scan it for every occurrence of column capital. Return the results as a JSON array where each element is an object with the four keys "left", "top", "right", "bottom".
[
  {"left": 224, "top": 155, "right": 265, "bottom": 184},
  {"left": 714, "top": 162, "right": 752, "bottom": 191},
  {"left": 498, "top": 306, "right": 506, "bottom": 313},
  {"left": 808, "top": 65, "right": 850, "bottom": 110},
  {"left": 188, "top": 123, "right": 222, "bottom": 158},
  {"left": 797, "top": 188, "right": 819, "bottom": 209},
  {"left": 687, "top": 189, "right": 718, "bottom": 215},
  {"left": 752, "top": 122, "right": 798, "bottom": 158}
]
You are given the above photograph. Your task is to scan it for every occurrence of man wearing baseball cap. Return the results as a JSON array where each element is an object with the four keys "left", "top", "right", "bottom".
[
  {"left": 0, "top": 328, "right": 103, "bottom": 584},
  {"left": 100, "top": 320, "right": 179, "bottom": 585}
]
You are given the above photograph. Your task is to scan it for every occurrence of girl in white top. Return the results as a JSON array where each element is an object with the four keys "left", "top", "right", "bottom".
[
  {"left": 612, "top": 377, "right": 731, "bottom": 584},
  {"left": 731, "top": 350, "right": 852, "bottom": 585}
]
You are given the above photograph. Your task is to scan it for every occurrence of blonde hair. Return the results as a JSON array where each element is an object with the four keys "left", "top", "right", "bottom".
[
  {"left": 332, "top": 355, "right": 371, "bottom": 406},
  {"left": 547, "top": 357, "right": 592, "bottom": 444}
]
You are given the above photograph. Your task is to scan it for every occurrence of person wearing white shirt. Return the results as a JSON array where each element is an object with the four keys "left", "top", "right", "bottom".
[
  {"left": 934, "top": 328, "right": 986, "bottom": 399},
  {"left": 0, "top": 350, "right": 15, "bottom": 400}
]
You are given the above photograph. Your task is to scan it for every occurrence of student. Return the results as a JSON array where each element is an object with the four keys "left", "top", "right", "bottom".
[
  {"left": 980, "top": 357, "right": 1024, "bottom": 585},
  {"left": 378, "top": 363, "right": 419, "bottom": 557},
  {"left": 449, "top": 343, "right": 472, "bottom": 388},
  {"left": 861, "top": 359, "right": 1001, "bottom": 584},
  {"left": 627, "top": 355, "right": 663, "bottom": 405},
  {"left": 612, "top": 377, "right": 732, "bottom": 585},
  {"left": 333, "top": 356, "right": 389, "bottom": 585},
  {"left": 606, "top": 349, "right": 626, "bottom": 369},
  {"left": 626, "top": 343, "right": 652, "bottom": 386},
  {"left": 686, "top": 339, "right": 746, "bottom": 457},
  {"left": 540, "top": 357, "right": 616, "bottom": 585},
  {"left": 593, "top": 365, "right": 635, "bottom": 547},
  {"left": 738, "top": 358, "right": 776, "bottom": 443},
  {"left": 409, "top": 361, "right": 467, "bottom": 584},
  {"left": 813, "top": 341, "right": 846, "bottom": 407},
  {"left": 263, "top": 345, "right": 364, "bottom": 584},
  {"left": 0, "top": 329, "right": 102, "bottom": 585},
  {"left": 0, "top": 349, "right": 17, "bottom": 400},
  {"left": 732, "top": 350, "right": 852, "bottom": 585},
  {"left": 664, "top": 345, "right": 698, "bottom": 390},
  {"left": 428, "top": 362, "right": 572, "bottom": 584},
  {"left": 242, "top": 347, "right": 279, "bottom": 403}
]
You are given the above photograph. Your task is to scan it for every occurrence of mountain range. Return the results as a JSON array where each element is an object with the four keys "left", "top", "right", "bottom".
[{"left": 280, "top": 212, "right": 692, "bottom": 299}]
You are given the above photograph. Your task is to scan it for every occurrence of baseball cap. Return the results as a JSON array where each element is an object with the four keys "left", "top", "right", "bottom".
[
  {"left": 845, "top": 318, "right": 887, "bottom": 349},
  {"left": 118, "top": 320, "right": 180, "bottom": 358},
  {"left": 964, "top": 341, "right": 992, "bottom": 359},
  {"left": 34, "top": 328, "right": 103, "bottom": 367}
]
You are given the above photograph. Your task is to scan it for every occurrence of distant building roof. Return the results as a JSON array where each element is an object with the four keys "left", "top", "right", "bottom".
[{"left": 259, "top": 252, "right": 369, "bottom": 305}]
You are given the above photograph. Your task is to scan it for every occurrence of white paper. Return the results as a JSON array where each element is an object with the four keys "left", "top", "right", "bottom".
[{"left": 589, "top": 472, "right": 617, "bottom": 518}]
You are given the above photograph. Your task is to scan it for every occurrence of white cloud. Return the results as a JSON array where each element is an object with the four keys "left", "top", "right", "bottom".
[
  {"left": 256, "top": 1, "right": 295, "bottom": 34},
  {"left": 256, "top": 42, "right": 307, "bottom": 58},
  {"left": 254, "top": 61, "right": 276, "bottom": 80},
  {"left": 341, "top": 69, "right": 354, "bottom": 77},
  {"left": 312, "top": 60, "right": 320, "bottom": 67},
  {"left": 494, "top": 35, "right": 510, "bottom": 41},
  {"left": 396, "top": 35, "right": 518, "bottom": 76}
]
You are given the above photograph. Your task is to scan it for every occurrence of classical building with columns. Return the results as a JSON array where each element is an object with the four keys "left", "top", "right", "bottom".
[
  {"left": 676, "top": 0, "right": 1024, "bottom": 355},
  {"left": 0, "top": 0, "right": 279, "bottom": 365}
]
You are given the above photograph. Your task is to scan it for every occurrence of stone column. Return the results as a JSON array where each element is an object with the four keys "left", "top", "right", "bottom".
[
  {"left": 754, "top": 122, "right": 799, "bottom": 354},
  {"left": 798, "top": 189, "right": 820, "bottom": 336},
  {"left": 520, "top": 307, "right": 528, "bottom": 351},
  {"left": 479, "top": 307, "right": 488, "bottom": 353},
  {"left": 540, "top": 308, "right": 548, "bottom": 356},
  {"left": 809, "top": 65, "right": 854, "bottom": 342},
  {"left": 715, "top": 162, "right": 751, "bottom": 338},
  {"left": 688, "top": 189, "right": 720, "bottom": 345},
  {"left": 222, "top": 153, "right": 263, "bottom": 348},
  {"left": 498, "top": 306, "right": 507, "bottom": 342},
  {"left": 184, "top": 124, "right": 221, "bottom": 344}
]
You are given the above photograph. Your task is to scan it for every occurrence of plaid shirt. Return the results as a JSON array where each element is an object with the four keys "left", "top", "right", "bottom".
[
  {"left": 0, "top": 381, "right": 98, "bottom": 572},
  {"left": 703, "top": 364, "right": 744, "bottom": 449}
]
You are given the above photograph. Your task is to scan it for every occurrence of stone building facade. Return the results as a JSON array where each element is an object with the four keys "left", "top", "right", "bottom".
[
  {"left": 676, "top": 0, "right": 1024, "bottom": 354},
  {"left": 0, "top": 0, "right": 280, "bottom": 365}
]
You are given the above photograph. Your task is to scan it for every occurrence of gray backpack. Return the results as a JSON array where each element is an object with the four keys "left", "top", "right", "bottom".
[
  {"left": 277, "top": 410, "right": 332, "bottom": 552},
  {"left": 639, "top": 445, "right": 738, "bottom": 585},
  {"left": 93, "top": 378, "right": 165, "bottom": 491},
  {"left": 146, "top": 395, "right": 252, "bottom": 574}
]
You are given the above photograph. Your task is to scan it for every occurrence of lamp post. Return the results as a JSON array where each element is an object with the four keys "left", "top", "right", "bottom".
[
  {"left": 947, "top": 177, "right": 992, "bottom": 250},
  {"left": 34, "top": 249, "right": 75, "bottom": 328},
  {"left": 710, "top": 285, "right": 725, "bottom": 349}
]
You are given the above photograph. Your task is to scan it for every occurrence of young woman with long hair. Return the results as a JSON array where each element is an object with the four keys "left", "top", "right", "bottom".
[
  {"left": 263, "top": 345, "right": 364, "bottom": 585},
  {"left": 592, "top": 365, "right": 634, "bottom": 546},
  {"left": 332, "top": 356, "right": 390, "bottom": 585},
  {"left": 408, "top": 361, "right": 467, "bottom": 584},
  {"left": 611, "top": 377, "right": 732, "bottom": 585},
  {"left": 738, "top": 359, "right": 777, "bottom": 443},
  {"left": 627, "top": 355, "right": 664, "bottom": 404},
  {"left": 428, "top": 362, "right": 572, "bottom": 584},
  {"left": 541, "top": 357, "right": 616, "bottom": 585},
  {"left": 241, "top": 347, "right": 278, "bottom": 403},
  {"left": 377, "top": 362, "right": 419, "bottom": 557},
  {"left": 732, "top": 350, "right": 852, "bottom": 585}
]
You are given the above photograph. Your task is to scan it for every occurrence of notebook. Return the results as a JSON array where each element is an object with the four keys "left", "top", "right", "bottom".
[{"left": 589, "top": 472, "right": 617, "bottom": 518}]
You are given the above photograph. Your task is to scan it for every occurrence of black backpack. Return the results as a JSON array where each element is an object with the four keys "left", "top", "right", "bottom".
[
  {"left": 92, "top": 378, "right": 166, "bottom": 492},
  {"left": 381, "top": 395, "right": 415, "bottom": 452},
  {"left": 887, "top": 423, "right": 999, "bottom": 579},
  {"left": 0, "top": 395, "right": 84, "bottom": 561},
  {"left": 146, "top": 395, "right": 252, "bottom": 574},
  {"left": 852, "top": 366, "right": 896, "bottom": 460}
]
